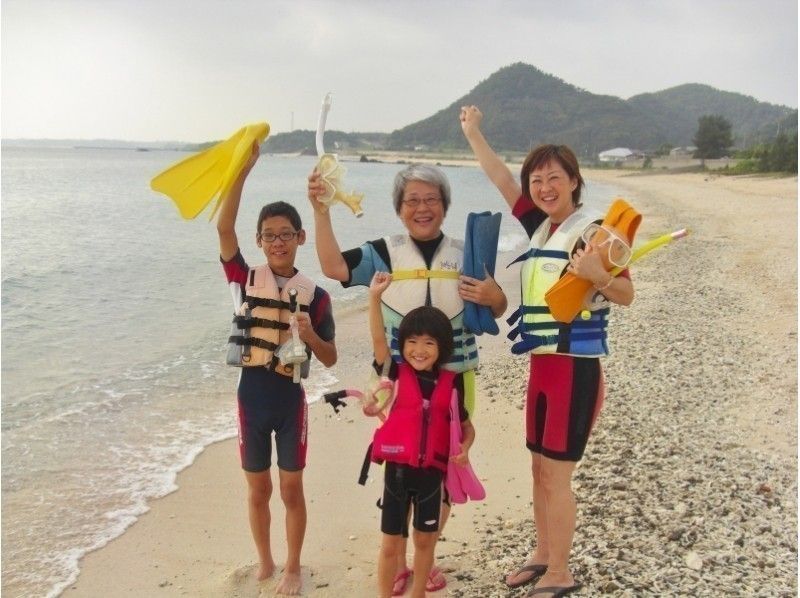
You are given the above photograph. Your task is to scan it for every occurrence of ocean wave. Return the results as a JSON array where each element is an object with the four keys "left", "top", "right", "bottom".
[{"left": 38, "top": 419, "right": 238, "bottom": 598}]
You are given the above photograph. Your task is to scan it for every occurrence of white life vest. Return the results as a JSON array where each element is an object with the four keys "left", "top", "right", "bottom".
[
  {"left": 380, "top": 234, "right": 478, "bottom": 372},
  {"left": 227, "top": 265, "right": 315, "bottom": 377},
  {"left": 507, "top": 208, "right": 610, "bottom": 357}
]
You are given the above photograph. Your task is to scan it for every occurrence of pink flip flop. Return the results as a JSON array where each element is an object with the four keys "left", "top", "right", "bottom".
[
  {"left": 425, "top": 566, "right": 447, "bottom": 592},
  {"left": 391, "top": 567, "right": 412, "bottom": 596}
]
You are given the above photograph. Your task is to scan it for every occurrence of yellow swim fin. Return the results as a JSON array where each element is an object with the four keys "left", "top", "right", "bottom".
[
  {"left": 150, "top": 122, "right": 270, "bottom": 220},
  {"left": 544, "top": 198, "right": 641, "bottom": 323}
]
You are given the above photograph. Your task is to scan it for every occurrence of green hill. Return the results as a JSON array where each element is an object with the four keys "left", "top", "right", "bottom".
[
  {"left": 627, "top": 83, "right": 794, "bottom": 148},
  {"left": 259, "top": 63, "right": 795, "bottom": 157},
  {"left": 386, "top": 63, "right": 795, "bottom": 155},
  {"left": 386, "top": 63, "right": 661, "bottom": 155}
]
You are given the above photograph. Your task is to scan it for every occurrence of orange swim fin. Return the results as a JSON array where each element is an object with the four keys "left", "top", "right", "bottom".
[{"left": 544, "top": 199, "right": 641, "bottom": 323}]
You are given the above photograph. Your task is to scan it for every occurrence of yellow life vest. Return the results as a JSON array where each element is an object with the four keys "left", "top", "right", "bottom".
[{"left": 508, "top": 208, "right": 609, "bottom": 357}]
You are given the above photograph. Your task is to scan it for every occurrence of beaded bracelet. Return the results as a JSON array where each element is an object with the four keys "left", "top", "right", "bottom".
[{"left": 594, "top": 276, "right": 614, "bottom": 291}]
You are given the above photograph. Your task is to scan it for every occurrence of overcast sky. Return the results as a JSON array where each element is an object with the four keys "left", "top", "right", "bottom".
[{"left": 2, "top": 0, "right": 797, "bottom": 142}]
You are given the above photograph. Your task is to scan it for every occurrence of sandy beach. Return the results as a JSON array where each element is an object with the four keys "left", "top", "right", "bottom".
[{"left": 67, "top": 169, "right": 797, "bottom": 597}]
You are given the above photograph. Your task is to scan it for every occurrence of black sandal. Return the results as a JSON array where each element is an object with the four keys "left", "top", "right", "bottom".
[
  {"left": 504, "top": 563, "right": 548, "bottom": 588},
  {"left": 525, "top": 582, "right": 583, "bottom": 597}
]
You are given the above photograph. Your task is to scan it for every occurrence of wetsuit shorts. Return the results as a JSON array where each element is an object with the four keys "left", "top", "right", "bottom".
[
  {"left": 525, "top": 353, "right": 604, "bottom": 462},
  {"left": 237, "top": 367, "right": 308, "bottom": 472},
  {"left": 380, "top": 463, "right": 443, "bottom": 536}
]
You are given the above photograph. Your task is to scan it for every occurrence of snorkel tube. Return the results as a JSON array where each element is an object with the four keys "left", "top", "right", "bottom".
[
  {"left": 323, "top": 361, "right": 395, "bottom": 421},
  {"left": 578, "top": 228, "right": 690, "bottom": 319},
  {"left": 323, "top": 382, "right": 393, "bottom": 422},
  {"left": 315, "top": 93, "right": 332, "bottom": 156},
  {"left": 314, "top": 92, "right": 364, "bottom": 217},
  {"left": 609, "top": 229, "right": 689, "bottom": 276}
]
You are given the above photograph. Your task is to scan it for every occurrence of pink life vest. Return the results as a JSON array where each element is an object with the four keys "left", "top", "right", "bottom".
[{"left": 371, "top": 364, "right": 454, "bottom": 472}]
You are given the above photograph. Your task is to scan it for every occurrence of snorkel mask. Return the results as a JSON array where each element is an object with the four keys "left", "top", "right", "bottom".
[{"left": 581, "top": 222, "right": 632, "bottom": 268}]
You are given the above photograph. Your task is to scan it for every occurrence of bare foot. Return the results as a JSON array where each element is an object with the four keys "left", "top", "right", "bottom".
[
  {"left": 256, "top": 560, "right": 275, "bottom": 582},
  {"left": 275, "top": 570, "right": 302, "bottom": 595}
]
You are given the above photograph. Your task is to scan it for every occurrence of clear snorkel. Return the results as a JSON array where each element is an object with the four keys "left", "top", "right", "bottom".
[
  {"left": 314, "top": 92, "right": 364, "bottom": 217},
  {"left": 276, "top": 288, "right": 309, "bottom": 383}
]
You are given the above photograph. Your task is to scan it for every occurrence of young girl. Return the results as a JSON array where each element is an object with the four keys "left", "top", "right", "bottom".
[{"left": 367, "top": 271, "right": 475, "bottom": 598}]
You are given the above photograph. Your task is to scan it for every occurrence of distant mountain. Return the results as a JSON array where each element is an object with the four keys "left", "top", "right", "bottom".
[
  {"left": 627, "top": 83, "right": 795, "bottom": 147},
  {"left": 1, "top": 138, "right": 203, "bottom": 151},
  {"left": 13, "top": 63, "right": 790, "bottom": 157},
  {"left": 385, "top": 63, "right": 795, "bottom": 155}
]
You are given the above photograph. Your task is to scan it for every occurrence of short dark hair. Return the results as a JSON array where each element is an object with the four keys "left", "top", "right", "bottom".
[
  {"left": 397, "top": 306, "right": 454, "bottom": 367},
  {"left": 520, "top": 144, "right": 585, "bottom": 206},
  {"left": 256, "top": 201, "right": 302, "bottom": 232}
]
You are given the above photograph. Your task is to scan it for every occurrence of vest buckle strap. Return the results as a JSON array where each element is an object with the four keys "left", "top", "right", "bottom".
[
  {"left": 448, "top": 349, "right": 478, "bottom": 363},
  {"left": 243, "top": 296, "right": 310, "bottom": 312},
  {"left": 510, "top": 333, "right": 560, "bottom": 355},
  {"left": 519, "top": 321, "right": 560, "bottom": 332},
  {"left": 230, "top": 336, "right": 280, "bottom": 352},
  {"left": 569, "top": 318, "right": 609, "bottom": 330},
  {"left": 520, "top": 305, "right": 552, "bottom": 315},
  {"left": 508, "top": 248, "right": 570, "bottom": 267},
  {"left": 271, "top": 361, "right": 296, "bottom": 378},
  {"left": 569, "top": 331, "right": 607, "bottom": 341},
  {"left": 233, "top": 315, "right": 289, "bottom": 330},
  {"left": 506, "top": 306, "right": 522, "bottom": 326}
]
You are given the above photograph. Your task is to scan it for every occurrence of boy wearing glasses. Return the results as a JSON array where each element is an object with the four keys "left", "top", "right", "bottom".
[{"left": 217, "top": 144, "right": 337, "bottom": 596}]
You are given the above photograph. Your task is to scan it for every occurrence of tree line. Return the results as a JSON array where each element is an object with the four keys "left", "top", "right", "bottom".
[{"left": 694, "top": 114, "right": 797, "bottom": 173}]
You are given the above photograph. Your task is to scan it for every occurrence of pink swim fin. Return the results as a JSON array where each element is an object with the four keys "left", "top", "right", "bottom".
[{"left": 446, "top": 391, "right": 486, "bottom": 504}]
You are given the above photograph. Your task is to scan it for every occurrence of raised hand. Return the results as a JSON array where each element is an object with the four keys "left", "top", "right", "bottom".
[
  {"left": 369, "top": 271, "right": 392, "bottom": 297},
  {"left": 459, "top": 105, "right": 484, "bottom": 137}
]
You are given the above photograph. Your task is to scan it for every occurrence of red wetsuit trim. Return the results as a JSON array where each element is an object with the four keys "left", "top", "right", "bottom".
[{"left": 525, "top": 353, "right": 604, "bottom": 461}]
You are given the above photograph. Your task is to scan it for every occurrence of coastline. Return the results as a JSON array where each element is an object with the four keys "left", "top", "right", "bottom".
[{"left": 67, "top": 169, "right": 797, "bottom": 597}]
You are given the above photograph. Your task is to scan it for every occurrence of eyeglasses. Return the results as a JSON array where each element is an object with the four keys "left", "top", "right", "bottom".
[
  {"left": 402, "top": 196, "right": 442, "bottom": 208},
  {"left": 258, "top": 231, "right": 299, "bottom": 243},
  {"left": 581, "top": 223, "right": 632, "bottom": 268}
]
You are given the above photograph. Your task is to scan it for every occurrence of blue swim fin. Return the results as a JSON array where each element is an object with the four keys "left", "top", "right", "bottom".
[
  {"left": 463, "top": 211, "right": 502, "bottom": 335},
  {"left": 475, "top": 212, "right": 502, "bottom": 335},
  {"left": 463, "top": 212, "right": 481, "bottom": 335}
]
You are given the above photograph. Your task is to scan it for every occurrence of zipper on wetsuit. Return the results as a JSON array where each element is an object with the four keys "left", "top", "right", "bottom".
[{"left": 419, "top": 399, "right": 430, "bottom": 466}]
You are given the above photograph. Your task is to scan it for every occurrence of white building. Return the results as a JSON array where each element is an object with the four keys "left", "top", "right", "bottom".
[
  {"left": 669, "top": 146, "right": 697, "bottom": 157},
  {"left": 598, "top": 147, "right": 637, "bottom": 162}
]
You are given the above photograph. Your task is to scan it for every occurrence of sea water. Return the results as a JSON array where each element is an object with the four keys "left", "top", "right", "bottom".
[{"left": 0, "top": 146, "right": 620, "bottom": 597}]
